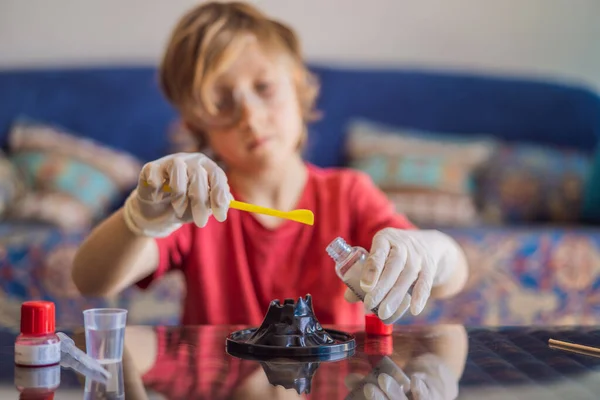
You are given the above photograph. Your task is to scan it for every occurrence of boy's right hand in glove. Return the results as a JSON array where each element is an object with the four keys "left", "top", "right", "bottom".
[{"left": 123, "top": 152, "right": 233, "bottom": 238}]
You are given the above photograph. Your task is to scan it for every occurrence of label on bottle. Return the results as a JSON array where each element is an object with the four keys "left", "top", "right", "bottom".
[
  {"left": 15, "top": 342, "right": 61, "bottom": 366},
  {"left": 14, "top": 364, "right": 61, "bottom": 388},
  {"left": 342, "top": 260, "right": 380, "bottom": 315}
]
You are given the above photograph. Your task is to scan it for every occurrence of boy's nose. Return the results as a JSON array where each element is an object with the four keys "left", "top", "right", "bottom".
[{"left": 236, "top": 96, "right": 264, "bottom": 131}]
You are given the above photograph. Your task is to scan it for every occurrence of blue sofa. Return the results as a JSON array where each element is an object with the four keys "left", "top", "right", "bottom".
[{"left": 0, "top": 65, "right": 599, "bottom": 329}]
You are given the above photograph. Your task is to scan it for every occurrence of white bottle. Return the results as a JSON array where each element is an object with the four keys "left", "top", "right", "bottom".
[{"left": 326, "top": 237, "right": 411, "bottom": 324}]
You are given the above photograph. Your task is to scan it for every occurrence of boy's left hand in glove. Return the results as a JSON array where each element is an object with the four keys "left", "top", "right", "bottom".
[{"left": 345, "top": 228, "right": 461, "bottom": 323}]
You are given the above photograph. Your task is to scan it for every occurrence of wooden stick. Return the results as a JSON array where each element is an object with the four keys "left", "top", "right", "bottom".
[{"left": 548, "top": 338, "right": 600, "bottom": 358}]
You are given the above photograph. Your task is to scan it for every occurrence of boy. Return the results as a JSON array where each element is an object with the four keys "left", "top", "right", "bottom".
[{"left": 72, "top": 1, "right": 468, "bottom": 326}]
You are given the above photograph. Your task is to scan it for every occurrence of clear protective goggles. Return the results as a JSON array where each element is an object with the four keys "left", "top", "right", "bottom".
[{"left": 192, "top": 85, "right": 275, "bottom": 131}]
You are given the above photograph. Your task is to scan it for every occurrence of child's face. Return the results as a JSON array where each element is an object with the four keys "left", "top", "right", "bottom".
[{"left": 200, "top": 35, "right": 304, "bottom": 171}]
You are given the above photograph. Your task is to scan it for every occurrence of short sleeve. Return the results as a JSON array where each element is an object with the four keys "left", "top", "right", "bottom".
[
  {"left": 135, "top": 224, "right": 193, "bottom": 290},
  {"left": 349, "top": 171, "right": 416, "bottom": 251}
]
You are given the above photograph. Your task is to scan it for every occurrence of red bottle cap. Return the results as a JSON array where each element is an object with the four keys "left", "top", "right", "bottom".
[
  {"left": 365, "top": 314, "right": 393, "bottom": 336},
  {"left": 19, "top": 392, "right": 55, "bottom": 400},
  {"left": 19, "top": 393, "right": 54, "bottom": 400},
  {"left": 20, "top": 301, "right": 56, "bottom": 335},
  {"left": 364, "top": 335, "right": 394, "bottom": 356}
]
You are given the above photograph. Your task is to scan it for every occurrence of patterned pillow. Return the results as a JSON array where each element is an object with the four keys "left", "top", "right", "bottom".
[
  {"left": 475, "top": 143, "right": 591, "bottom": 224},
  {"left": 8, "top": 192, "right": 93, "bottom": 230},
  {"left": 346, "top": 119, "right": 497, "bottom": 226},
  {"left": 5, "top": 118, "right": 142, "bottom": 229},
  {"left": 0, "top": 151, "right": 24, "bottom": 218},
  {"left": 385, "top": 189, "right": 479, "bottom": 228},
  {"left": 8, "top": 118, "right": 141, "bottom": 189},
  {"left": 9, "top": 152, "right": 121, "bottom": 214},
  {"left": 346, "top": 119, "right": 497, "bottom": 194}
]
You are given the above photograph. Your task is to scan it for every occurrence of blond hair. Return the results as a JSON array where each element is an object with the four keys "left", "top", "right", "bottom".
[{"left": 159, "top": 1, "right": 320, "bottom": 149}]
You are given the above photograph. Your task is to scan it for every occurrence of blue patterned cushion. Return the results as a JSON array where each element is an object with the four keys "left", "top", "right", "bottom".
[
  {"left": 10, "top": 152, "right": 120, "bottom": 216},
  {"left": 400, "top": 227, "right": 600, "bottom": 326},
  {"left": 0, "top": 222, "right": 183, "bottom": 330},
  {"left": 346, "top": 119, "right": 497, "bottom": 194},
  {"left": 0, "top": 151, "right": 23, "bottom": 217},
  {"left": 5, "top": 118, "right": 142, "bottom": 229},
  {"left": 475, "top": 143, "right": 592, "bottom": 224}
]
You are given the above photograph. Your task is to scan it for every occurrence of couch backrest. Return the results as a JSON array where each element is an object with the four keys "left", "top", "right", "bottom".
[
  {"left": 308, "top": 65, "right": 600, "bottom": 167},
  {"left": 1, "top": 66, "right": 598, "bottom": 166},
  {"left": 0, "top": 67, "right": 176, "bottom": 162}
]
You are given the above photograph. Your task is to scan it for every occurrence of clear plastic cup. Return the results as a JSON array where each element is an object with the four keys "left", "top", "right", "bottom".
[{"left": 83, "top": 308, "right": 127, "bottom": 364}]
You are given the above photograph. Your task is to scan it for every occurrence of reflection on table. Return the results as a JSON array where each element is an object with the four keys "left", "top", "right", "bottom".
[
  {"left": 123, "top": 324, "right": 467, "bottom": 399},
  {"left": 4, "top": 324, "right": 467, "bottom": 399}
]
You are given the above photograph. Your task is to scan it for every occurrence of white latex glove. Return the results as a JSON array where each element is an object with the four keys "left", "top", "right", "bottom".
[
  {"left": 345, "top": 354, "right": 458, "bottom": 400},
  {"left": 123, "top": 152, "right": 232, "bottom": 237},
  {"left": 347, "top": 228, "right": 460, "bottom": 323},
  {"left": 362, "top": 373, "right": 407, "bottom": 400},
  {"left": 344, "top": 356, "right": 409, "bottom": 400},
  {"left": 406, "top": 354, "right": 459, "bottom": 400}
]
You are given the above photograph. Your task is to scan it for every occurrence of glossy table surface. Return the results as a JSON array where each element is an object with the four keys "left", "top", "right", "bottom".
[{"left": 2, "top": 324, "right": 600, "bottom": 399}]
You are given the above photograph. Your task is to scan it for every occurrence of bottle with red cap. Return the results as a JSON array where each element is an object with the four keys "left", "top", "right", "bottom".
[
  {"left": 14, "top": 301, "right": 61, "bottom": 367},
  {"left": 326, "top": 237, "right": 400, "bottom": 333}
]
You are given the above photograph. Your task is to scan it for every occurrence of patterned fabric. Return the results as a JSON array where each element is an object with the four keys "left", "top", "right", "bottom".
[
  {"left": 7, "top": 192, "right": 93, "bottom": 231},
  {"left": 475, "top": 143, "right": 592, "bottom": 224},
  {"left": 10, "top": 152, "right": 119, "bottom": 211},
  {"left": 0, "top": 222, "right": 183, "bottom": 331},
  {"left": 0, "top": 151, "right": 23, "bottom": 218},
  {"left": 346, "top": 119, "right": 497, "bottom": 193},
  {"left": 402, "top": 227, "right": 600, "bottom": 326},
  {"left": 346, "top": 119, "right": 496, "bottom": 227},
  {"left": 1, "top": 223, "right": 600, "bottom": 329},
  {"left": 385, "top": 189, "right": 479, "bottom": 228},
  {"left": 8, "top": 118, "right": 142, "bottom": 189},
  {"left": 5, "top": 118, "right": 142, "bottom": 229}
]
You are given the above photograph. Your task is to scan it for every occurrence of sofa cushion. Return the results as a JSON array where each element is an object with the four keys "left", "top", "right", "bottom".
[
  {"left": 5, "top": 118, "right": 142, "bottom": 229},
  {"left": 346, "top": 119, "right": 496, "bottom": 227},
  {"left": 475, "top": 143, "right": 591, "bottom": 224},
  {"left": 400, "top": 227, "right": 600, "bottom": 326},
  {"left": 0, "top": 150, "right": 23, "bottom": 218},
  {"left": 346, "top": 119, "right": 496, "bottom": 192},
  {"left": 0, "top": 222, "right": 183, "bottom": 329}
]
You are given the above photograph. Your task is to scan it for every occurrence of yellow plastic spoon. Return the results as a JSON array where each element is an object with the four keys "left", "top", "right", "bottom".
[{"left": 143, "top": 181, "right": 314, "bottom": 226}]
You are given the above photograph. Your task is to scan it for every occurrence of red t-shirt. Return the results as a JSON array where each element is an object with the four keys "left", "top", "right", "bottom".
[{"left": 136, "top": 164, "right": 414, "bottom": 326}]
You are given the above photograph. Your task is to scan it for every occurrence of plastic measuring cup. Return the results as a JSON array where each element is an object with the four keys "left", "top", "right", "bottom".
[{"left": 83, "top": 309, "right": 127, "bottom": 363}]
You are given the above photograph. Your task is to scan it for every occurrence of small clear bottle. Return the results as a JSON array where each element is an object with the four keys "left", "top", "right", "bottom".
[
  {"left": 326, "top": 237, "right": 377, "bottom": 312},
  {"left": 327, "top": 237, "right": 411, "bottom": 329},
  {"left": 14, "top": 301, "right": 61, "bottom": 368}
]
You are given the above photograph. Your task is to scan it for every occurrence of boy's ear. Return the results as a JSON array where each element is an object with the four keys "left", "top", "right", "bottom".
[
  {"left": 182, "top": 120, "right": 203, "bottom": 136},
  {"left": 183, "top": 120, "right": 194, "bottom": 132}
]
